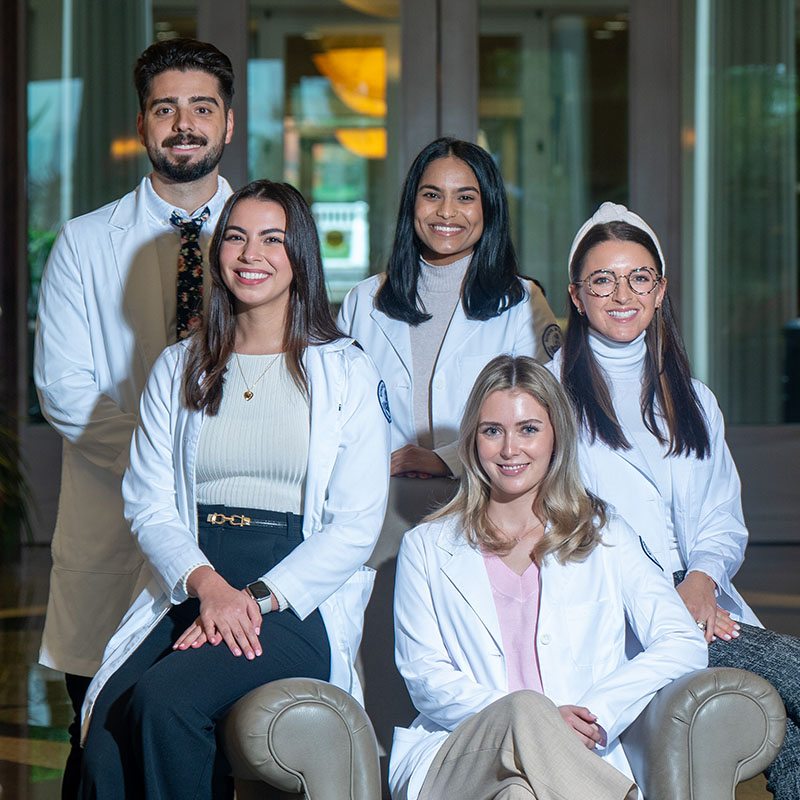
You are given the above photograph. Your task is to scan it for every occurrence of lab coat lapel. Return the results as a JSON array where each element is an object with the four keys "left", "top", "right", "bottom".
[
  {"left": 302, "top": 343, "right": 343, "bottom": 537},
  {"left": 435, "top": 301, "right": 485, "bottom": 366},
  {"left": 438, "top": 530, "right": 504, "bottom": 654},
  {"left": 368, "top": 306, "right": 413, "bottom": 381},
  {"left": 109, "top": 182, "right": 169, "bottom": 369},
  {"left": 595, "top": 435, "right": 660, "bottom": 492}
]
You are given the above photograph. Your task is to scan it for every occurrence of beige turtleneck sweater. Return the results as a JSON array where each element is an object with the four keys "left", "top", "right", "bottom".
[{"left": 409, "top": 253, "right": 471, "bottom": 449}]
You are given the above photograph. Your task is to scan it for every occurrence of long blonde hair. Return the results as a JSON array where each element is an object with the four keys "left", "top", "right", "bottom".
[{"left": 430, "top": 355, "right": 606, "bottom": 565}]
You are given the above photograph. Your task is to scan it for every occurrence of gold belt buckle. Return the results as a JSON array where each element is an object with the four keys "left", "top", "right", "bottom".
[{"left": 206, "top": 512, "right": 251, "bottom": 526}]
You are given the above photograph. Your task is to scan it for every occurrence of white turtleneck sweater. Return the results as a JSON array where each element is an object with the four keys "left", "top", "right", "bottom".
[
  {"left": 409, "top": 253, "right": 471, "bottom": 450},
  {"left": 588, "top": 329, "right": 684, "bottom": 573}
]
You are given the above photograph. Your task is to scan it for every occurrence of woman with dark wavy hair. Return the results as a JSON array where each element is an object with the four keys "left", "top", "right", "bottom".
[
  {"left": 551, "top": 201, "right": 800, "bottom": 799},
  {"left": 339, "top": 137, "right": 561, "bottom": 482},
  {"left": 78, "top": 180, "right": 390, "bottom": 799},
  {"left": 389, "top": 355, "right": 705, "bottom": 800}
]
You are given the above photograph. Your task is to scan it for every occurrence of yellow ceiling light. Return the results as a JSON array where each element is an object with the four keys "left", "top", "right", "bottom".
[
  {"left": 338, "top": 0, "right": 399, "bottom": 18},
  {"left": 335, "top": 127, "right": 387, "bottom": 159},
  {"left": 313, "top": 47, "right": 386, "bottom": 118},
  {"left": 110, "top": 137, "right": 144, "bottom": 159}
]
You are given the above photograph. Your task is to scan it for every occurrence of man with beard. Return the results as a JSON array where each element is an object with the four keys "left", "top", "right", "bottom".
[{"left": 34, "top": 38, "right": 234, "bottom": 799}]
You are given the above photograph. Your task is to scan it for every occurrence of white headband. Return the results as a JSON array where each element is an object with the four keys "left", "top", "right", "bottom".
[{"left": 567, "top": 201, "right": 666, "bottom": 277}]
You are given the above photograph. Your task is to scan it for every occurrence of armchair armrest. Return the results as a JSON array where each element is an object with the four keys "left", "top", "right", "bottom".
[
  {"left": 221, "top": 677, "right": 382, "bottom": 800},
  {"left": 621, "top": 667, "right": 786, "bottom": 799}
]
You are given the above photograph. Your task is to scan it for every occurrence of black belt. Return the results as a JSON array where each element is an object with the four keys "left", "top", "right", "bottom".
[
  {"left": 206, "top": 511, "right": 289, "bottom": 529},
  {"left": 198, "top": 504, "right": 303, "bottom": 532}
]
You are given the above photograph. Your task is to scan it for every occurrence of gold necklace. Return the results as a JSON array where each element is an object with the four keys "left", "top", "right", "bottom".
[
  {"left": 490, "top": 516, "right": 544, "bottom": 544},
  {"left": 235, "top": 353, "right": 281, "bottom": 401}
]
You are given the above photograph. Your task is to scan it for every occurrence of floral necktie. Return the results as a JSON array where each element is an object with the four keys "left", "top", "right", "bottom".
[{"left": 171, "top": 206, "right": 210, "bottom": 340}]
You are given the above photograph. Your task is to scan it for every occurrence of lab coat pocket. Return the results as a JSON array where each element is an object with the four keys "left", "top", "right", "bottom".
[{"left": 565, "top": 599, "right": 618, "bottom": 667}]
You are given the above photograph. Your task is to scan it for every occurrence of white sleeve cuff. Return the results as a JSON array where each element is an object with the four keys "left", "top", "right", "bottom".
[
  {"left": 263, "top": 579, "right": 289, "bottom": 612},
  {"left": 176, "top": 562, "right": 215, "bottom": 603},
  {"left": 433, "top": 441, "right": 462, "bottom": 478}
]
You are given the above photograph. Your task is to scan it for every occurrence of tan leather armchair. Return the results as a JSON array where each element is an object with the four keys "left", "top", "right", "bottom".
[
  {"left": 221, "top": 678, "right": 381, "bottom": 800},
  {"left": 622, "top": 667, "right": 786, "bottom": 799},
  {"left": 221, "top": 666, "right": 785, "bottom": 800},
  {"left": 220, "top": 480, "right": 787, "bottom": 798}
]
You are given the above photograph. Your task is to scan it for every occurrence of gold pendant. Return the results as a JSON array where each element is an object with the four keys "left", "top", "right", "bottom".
[{"left": 243, "top": 391, "right": 254, "bottom": 401}]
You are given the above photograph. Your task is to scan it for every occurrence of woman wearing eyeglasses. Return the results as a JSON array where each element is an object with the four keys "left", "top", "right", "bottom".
[{"left": 550, "top": 201, "right": 800, "bottom": 799}]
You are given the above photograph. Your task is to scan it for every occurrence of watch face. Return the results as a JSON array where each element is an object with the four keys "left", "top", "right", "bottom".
[{"left": 249, "top": 581, "right": 270, "bottom": 601}]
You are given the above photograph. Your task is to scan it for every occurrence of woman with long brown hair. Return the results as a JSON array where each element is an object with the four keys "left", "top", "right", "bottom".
[
  {"left": 78, "top": 180, "right": 390, "bottom": 799},
  {"left": 554, "top": 201, "right": 800, "bottom": 799}
]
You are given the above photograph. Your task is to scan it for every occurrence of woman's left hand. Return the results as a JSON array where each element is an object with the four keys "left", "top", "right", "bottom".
[
  {"left": 676, "top": 570, "right": 718, "bottom": 643},
  {"left": 390, "top": 444, "right": 451, "bottom": 478},
  {"left": 174, "top": 586, "right": 263, "bottom": 657},
  {"left": 174, "top": 567, "right": 264, "bottom": 658}
]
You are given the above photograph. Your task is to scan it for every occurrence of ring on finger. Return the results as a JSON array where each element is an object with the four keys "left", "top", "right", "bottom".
[{"left": 696, "top": 620, "right": 707, "bottom": 631}]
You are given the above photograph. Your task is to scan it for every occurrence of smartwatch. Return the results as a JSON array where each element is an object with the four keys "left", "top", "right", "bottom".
[{"left": 246, "top": 580, "right": 273, "bottom": 614}]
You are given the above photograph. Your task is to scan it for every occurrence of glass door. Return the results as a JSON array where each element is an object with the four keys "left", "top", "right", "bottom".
[
  {"left": 478, "top": 3, "right": 629, "bottom": 316},
  {"left": 248, "top": 1, "right": 401, "bottom": 301}
]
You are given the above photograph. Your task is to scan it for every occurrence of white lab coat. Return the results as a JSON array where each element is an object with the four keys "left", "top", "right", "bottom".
[
  {"left": 337, "top": 274, "right": 561, "bottom": 471},
  {"left": 389, "top": 515, "right": 707, "bottom": 800},
  {"left": 80, "top": 337, "right": 391, "bottom": 740},
  {"left": 546, "top": 351, "right": 761, "bottom": 627},
  {"left": 34, "top": 176, "right": 232, "bottom": 676}
]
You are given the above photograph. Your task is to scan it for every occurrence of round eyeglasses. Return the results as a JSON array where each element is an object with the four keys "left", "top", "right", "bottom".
[{"left": 572, "top": 267, "right": 662, "bottom": 298}]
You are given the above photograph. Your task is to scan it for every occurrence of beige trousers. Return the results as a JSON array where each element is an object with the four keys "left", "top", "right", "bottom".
[{"left": 418, "top": 691, "right": 638, "bottom": 800}]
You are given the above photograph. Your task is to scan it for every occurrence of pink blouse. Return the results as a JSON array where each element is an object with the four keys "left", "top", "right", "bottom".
[{"left": 482, "top": 550, "right": 544, "bottom": 694}]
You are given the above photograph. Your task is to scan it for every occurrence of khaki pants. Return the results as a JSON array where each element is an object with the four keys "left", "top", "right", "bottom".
[{"left": 418, "top": 691, "right": 638, "bottom": 800}]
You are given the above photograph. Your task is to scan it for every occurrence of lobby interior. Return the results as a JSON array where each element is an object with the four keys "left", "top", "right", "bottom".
[{"left": 2, "top": 1, "right": 800, "bottom": 798}]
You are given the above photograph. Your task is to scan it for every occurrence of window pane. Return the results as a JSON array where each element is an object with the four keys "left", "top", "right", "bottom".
[
  {"left": 478, "top": 5, "right": 629, "bottom": 316},
  {"left": 684, "top": 0, "right": 797, "bottom": 423},
  {"left": 248, "top": 1, "right": 400, "bottom": 302},
  {"left": 26, "top": 2, "right": 198, "bottom": 422}
]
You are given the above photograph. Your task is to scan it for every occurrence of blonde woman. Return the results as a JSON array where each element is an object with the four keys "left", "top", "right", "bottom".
[{"left": 389, "top": 356, "right": 706, "bottom": 800}]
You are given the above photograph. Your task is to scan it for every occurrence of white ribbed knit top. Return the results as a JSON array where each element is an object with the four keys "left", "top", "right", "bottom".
[{"left": 195, "top": 354, "right": 310, "bottom": 513}]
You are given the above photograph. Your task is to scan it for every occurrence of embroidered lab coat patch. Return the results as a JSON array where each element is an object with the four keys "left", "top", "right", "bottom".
[
  {"left": 542, "top": 323, "right": 562, "bottom": 358},
  {"left": 377, "top": 380, "right": 392, "bottom": 423}
]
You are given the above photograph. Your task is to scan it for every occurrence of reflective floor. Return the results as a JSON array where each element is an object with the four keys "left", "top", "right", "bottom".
[{"left": 1, "top": 543, "right": 798, "bottom": 800}]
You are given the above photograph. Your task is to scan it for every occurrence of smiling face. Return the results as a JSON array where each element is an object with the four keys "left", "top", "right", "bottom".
[
  {"left": 568, "top": 239, "right": 667, "bottom": 343},
  {"left": 219, "top": 198, "right": 294, "bottom": 319},
  {"left": 476, "top": 389, "right": 555, "bottom": 504},
  {"left": 137, "top": 69, "right": 233, "bottom": 183},
  {"left": 413, "top": 155, "right": 485, "bottom": 266}
]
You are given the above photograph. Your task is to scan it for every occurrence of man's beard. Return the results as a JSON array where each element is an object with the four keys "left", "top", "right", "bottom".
[{"left": 147, "top": 133, "right": 226, "bottom": 183}]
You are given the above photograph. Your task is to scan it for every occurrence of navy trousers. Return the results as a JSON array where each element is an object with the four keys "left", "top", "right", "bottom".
[
  {"left": 79, "top": 507, "right": 331, "bottom": 800},
  {"left": 62, "top": 672, "right": 91, "bottom": 800}
]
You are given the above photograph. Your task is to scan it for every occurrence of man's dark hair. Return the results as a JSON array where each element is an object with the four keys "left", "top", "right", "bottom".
[{"left": 134, "top": 38, "right": 234, "bottom": 112}]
